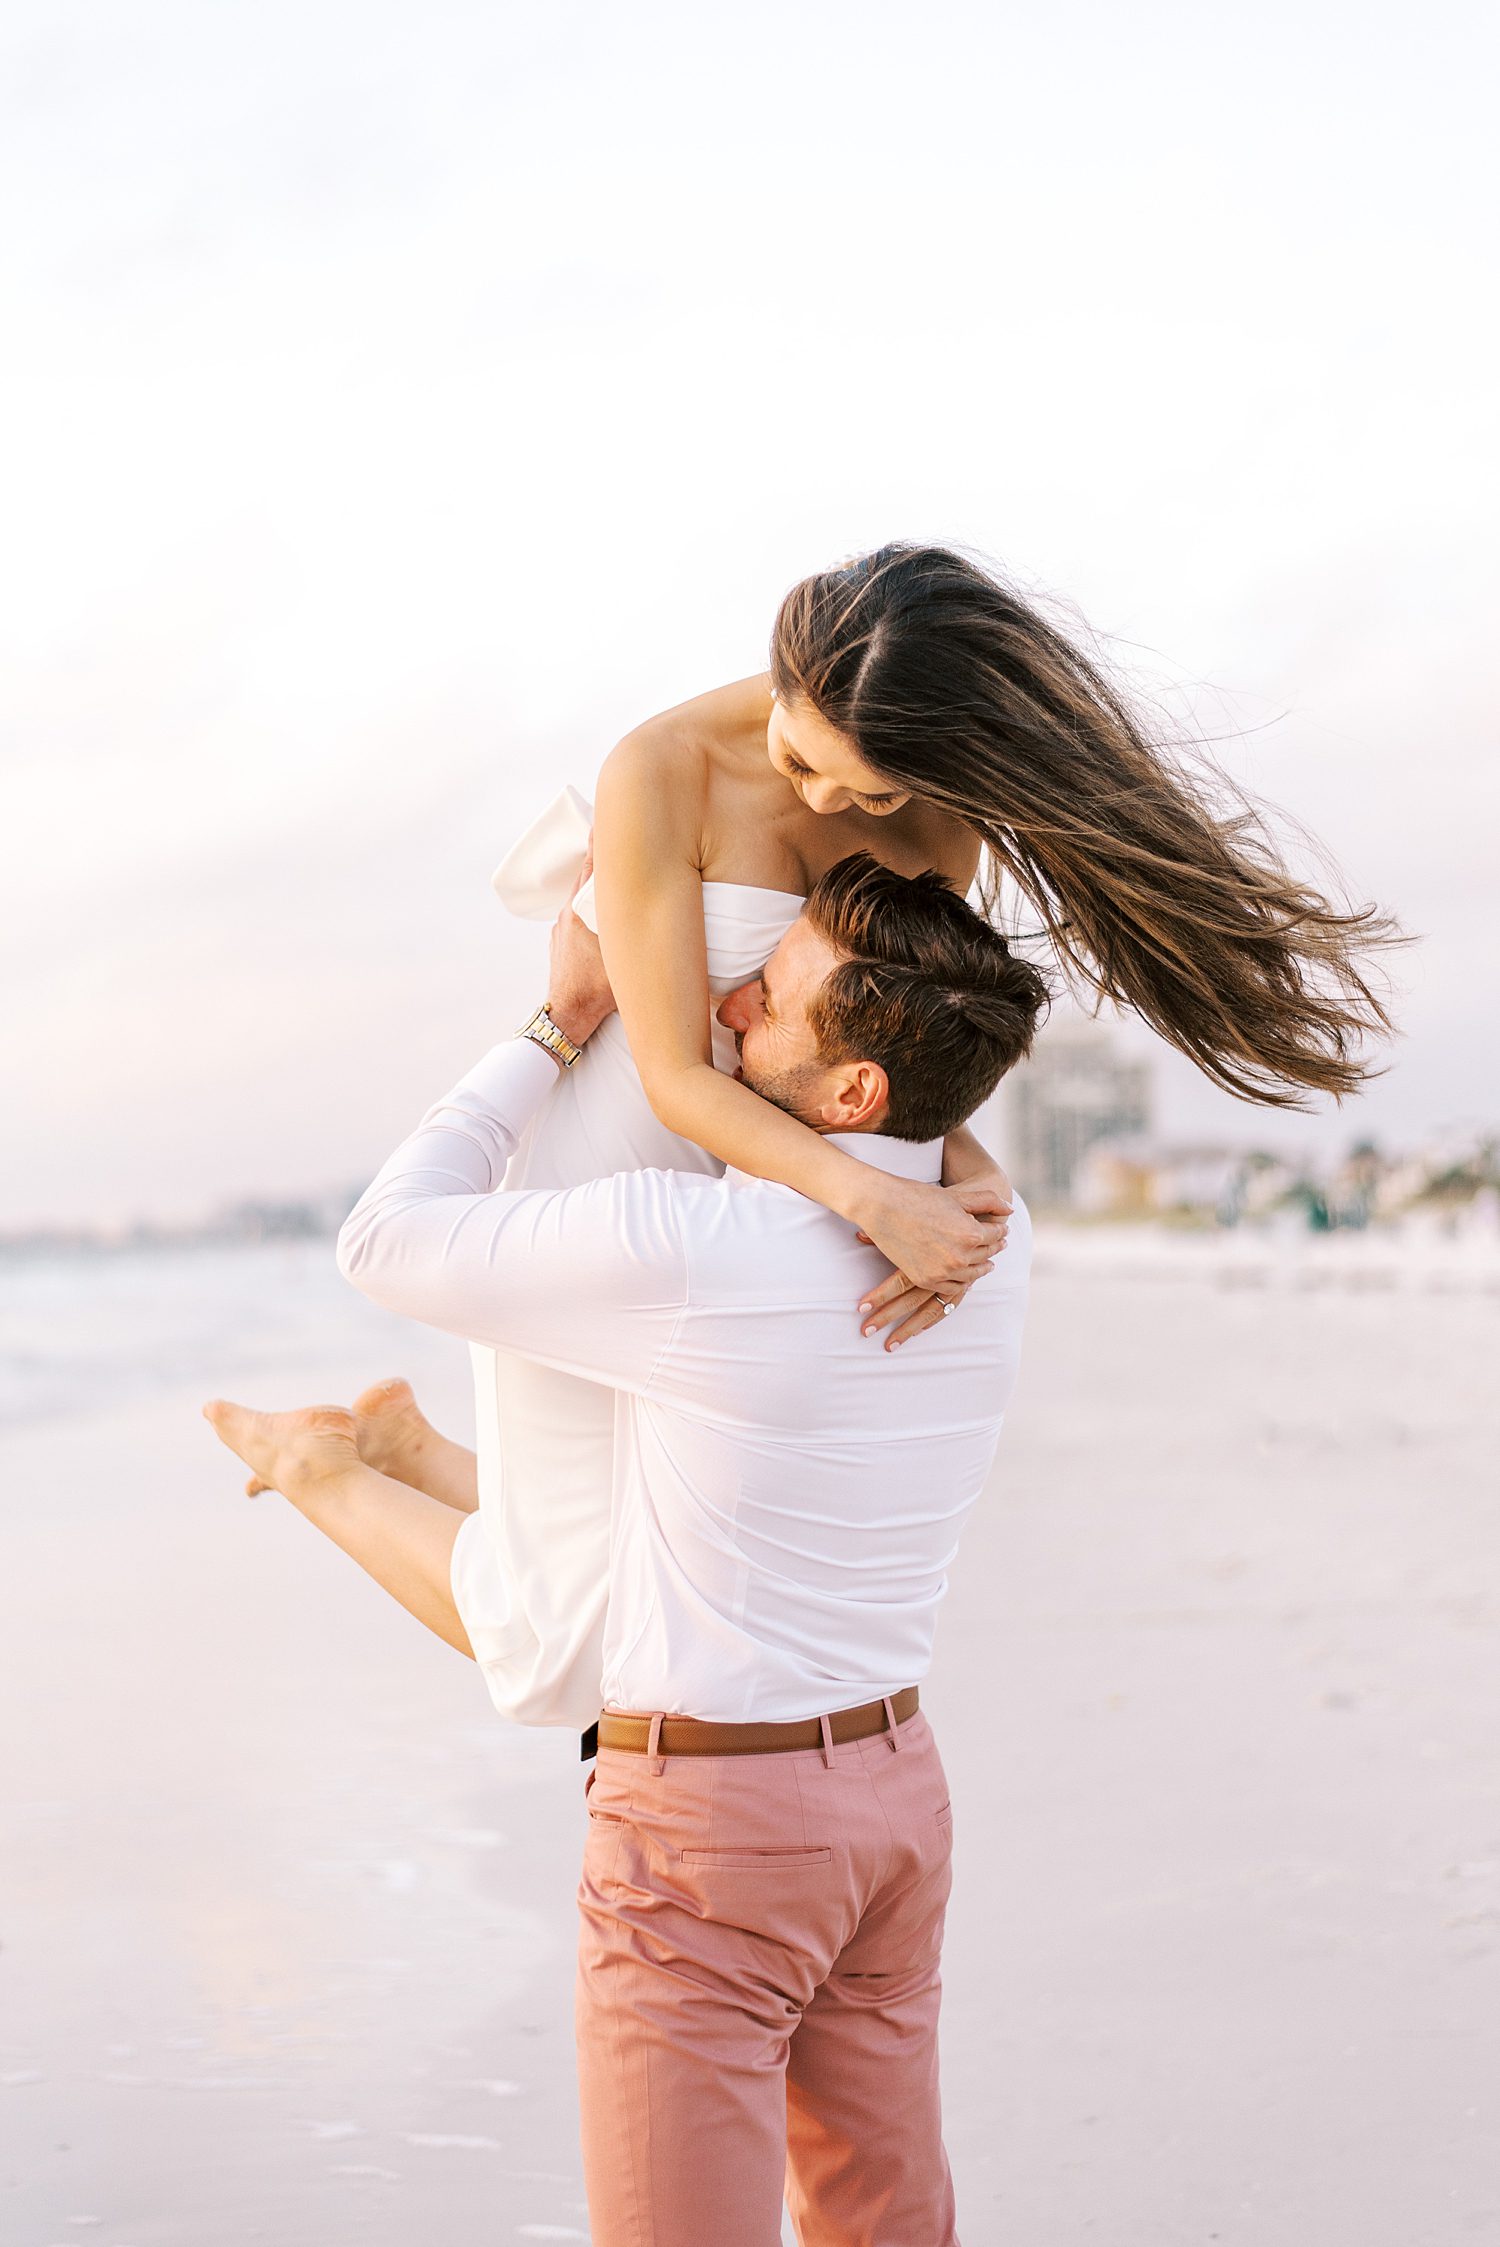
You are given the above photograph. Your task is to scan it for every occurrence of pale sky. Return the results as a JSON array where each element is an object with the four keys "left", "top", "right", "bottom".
[{"left": 4, "top": 0, "right": 1496, "bottom": 1227}]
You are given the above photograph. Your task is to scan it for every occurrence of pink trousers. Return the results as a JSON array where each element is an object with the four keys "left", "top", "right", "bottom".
[{"left": 575, "top": 1707, "right": 960, "bottom": 2247}]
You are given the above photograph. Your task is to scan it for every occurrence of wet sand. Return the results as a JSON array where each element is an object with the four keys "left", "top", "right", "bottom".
[{"left": 1, "top": 1238, "right": 1495, "bottom": 2244}]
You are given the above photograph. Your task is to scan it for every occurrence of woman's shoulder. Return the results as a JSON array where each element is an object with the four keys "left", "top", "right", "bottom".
[
  {"left": 600, "top": 702, "right": 704, "bottom": 801},
  {"left": 599, "top": 677, "right": 770, "bottom": 829},
  {"left": 602, "top": 713, "right": 704, "bottom": 798},
  {"left": 610, "top": 676, "right": 768, "bottom": 764},
  {"left": 605, "top": 676, "right": 714, "bottom": 761},
  {"left": 597, "top": 688, "right": 751, "bottom": 868}
]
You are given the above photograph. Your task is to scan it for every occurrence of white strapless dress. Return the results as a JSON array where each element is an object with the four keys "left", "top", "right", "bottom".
[{"left": 452, "top": 804, "right": 803, "bottom": 1728}]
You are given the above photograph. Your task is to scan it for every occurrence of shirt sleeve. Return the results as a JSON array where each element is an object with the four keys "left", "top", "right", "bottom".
[{"left": 335, "top": 1038, "right": 689, "bottom": 1394}]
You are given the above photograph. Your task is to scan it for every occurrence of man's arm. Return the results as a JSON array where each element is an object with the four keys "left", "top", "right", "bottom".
[{"left": 336, "top": 893, "right": 689, "bottom": 1393}]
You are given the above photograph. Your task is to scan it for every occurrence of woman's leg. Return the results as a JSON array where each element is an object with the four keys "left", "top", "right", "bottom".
[
  {"left": 203, "top": 1398, "right": 474, "bottom": 1658},
  {"left": 352, "top": 1377, "right": 479, "bottom": 1513}
]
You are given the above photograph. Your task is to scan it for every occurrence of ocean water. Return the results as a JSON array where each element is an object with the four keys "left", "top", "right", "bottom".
[{"left": 0, "top": 1241, "right": 375, "bottom": 1429}]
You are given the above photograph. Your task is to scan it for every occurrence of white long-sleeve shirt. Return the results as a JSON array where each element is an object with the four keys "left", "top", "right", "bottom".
[{"left": 337, "top": 1037, "right": 1032, "bottom": 1723}]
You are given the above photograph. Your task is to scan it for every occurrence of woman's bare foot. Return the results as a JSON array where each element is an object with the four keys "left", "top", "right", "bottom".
[
  {"left": 352, "top": 1377, "right": 435, "bottom": 1479},
  {"left": 352, "top": 1378, "right": 479, "bottom": 1513},
  {"left": 202, "top": 1399, "right": 361, "bottom": 1501},
  {"left": 203, "top": 1397, "right": 473, "bottom": 1658}
]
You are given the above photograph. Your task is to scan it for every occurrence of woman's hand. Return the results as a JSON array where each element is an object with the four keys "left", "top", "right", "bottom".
[
  {"left": 850, "top": 1175, "right": 1009, "bottom": 1351},
  {"left": 940, "top": 1130, "right": 1014, "bottom": 1218}
]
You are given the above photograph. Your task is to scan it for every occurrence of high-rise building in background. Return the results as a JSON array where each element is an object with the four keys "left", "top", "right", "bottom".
[{"left": 988, "top": 1021, "right": 1154, "bottom": 1207}]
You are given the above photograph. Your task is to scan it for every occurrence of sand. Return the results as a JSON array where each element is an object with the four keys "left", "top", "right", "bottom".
[{"left": 1, "top": 1235, "right": 1495, "bottom": 2245}]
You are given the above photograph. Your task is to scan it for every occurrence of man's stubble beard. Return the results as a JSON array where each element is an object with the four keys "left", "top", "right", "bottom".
[{"left": 735, "top": 1046, "right": 828, "bottom": 1134}]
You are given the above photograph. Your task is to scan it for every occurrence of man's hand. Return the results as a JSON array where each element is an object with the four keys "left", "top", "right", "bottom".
[{"left": 545, "top": 840, "right": 616, "bottom": 1051}]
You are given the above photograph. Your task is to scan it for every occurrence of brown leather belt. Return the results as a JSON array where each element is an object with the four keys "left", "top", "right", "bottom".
[{"left": 593, "top": 1685, "right": 920, "bottom": 1759}]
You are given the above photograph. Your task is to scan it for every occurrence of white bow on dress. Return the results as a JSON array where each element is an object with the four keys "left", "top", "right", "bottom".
[{"left": 491, "top": 784, "right": 598, "bottom": 931}]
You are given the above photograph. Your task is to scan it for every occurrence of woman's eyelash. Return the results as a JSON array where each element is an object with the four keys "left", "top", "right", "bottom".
[{"left": 786, "top": 750, "right": 895, "bottom": 811}]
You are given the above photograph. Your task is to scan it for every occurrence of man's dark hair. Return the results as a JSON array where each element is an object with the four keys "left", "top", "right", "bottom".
[{"left": 802, "top": 852, "right": 1050, "bottom": 1141}]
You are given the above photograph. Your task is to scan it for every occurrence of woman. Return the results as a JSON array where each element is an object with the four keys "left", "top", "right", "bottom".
[{"left": 354, "top": 543, "right": 1400, "bottom": 1735}]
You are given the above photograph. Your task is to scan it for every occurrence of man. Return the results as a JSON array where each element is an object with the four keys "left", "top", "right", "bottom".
[{"left": 204, "top": 851, "right": 1045, "bottom": 2246}]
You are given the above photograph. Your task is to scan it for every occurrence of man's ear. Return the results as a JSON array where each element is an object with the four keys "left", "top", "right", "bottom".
[{"left": 822, "top": 1060, "right": 890, "bottom": 1133}]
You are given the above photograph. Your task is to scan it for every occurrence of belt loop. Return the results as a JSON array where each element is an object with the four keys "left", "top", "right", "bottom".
[
  {"left": 818, "top": 1712, "right": 835, "bottom": 1770},
  {"left": 647, "top": 1710, "right": 666, "bottom": 1777},
  {"left": 882, "top": 1695, "right": 902, "bottom": 1751}
]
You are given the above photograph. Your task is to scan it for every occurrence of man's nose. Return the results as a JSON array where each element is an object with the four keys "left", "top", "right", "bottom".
[{"left": 716, "top": 979, "right": 760, "bottom": 1031}]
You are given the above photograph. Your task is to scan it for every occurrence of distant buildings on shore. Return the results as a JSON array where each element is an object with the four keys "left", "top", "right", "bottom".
[
  {"left": 1003, "top": 1023, "right": 1153, "bottom": 1207},
  {"left": 995, "top": 1022, "right": 1500, "bottom": 1238}
]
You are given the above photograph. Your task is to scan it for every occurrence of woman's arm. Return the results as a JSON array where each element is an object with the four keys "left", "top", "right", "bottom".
[
  {"left": 591, "top": 730, "right": 1001, "bottom": 1294},
  {"left": 943, "top": 1122, "right": 1012, "bottom": 1201}
]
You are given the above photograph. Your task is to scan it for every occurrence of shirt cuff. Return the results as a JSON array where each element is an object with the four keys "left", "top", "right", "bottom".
[{"left": 456, "top": 1031, "right": 572, "bottom": 1127}]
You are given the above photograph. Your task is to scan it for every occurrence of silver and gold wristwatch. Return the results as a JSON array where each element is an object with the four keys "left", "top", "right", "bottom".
[{"left": 516, "top": 1002, "right": 583, "bottom": 1069}]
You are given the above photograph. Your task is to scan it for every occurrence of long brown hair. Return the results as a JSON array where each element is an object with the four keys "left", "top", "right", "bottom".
[{"left": 771, "top": 544, "right": 1404, "bottom": 1108}]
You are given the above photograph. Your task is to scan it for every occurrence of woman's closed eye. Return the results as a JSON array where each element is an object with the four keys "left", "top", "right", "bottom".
[{"left": 783, "top": 753, "right": 899, "bottom": 813}]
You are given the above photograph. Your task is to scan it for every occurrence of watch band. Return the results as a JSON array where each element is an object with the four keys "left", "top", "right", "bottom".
[{"left": 516, "top": 1002, "right": 583, "bottom": 1069}]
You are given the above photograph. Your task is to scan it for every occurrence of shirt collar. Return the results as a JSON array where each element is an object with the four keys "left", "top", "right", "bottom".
[{"left": 725, "top": 1130, "right": 945, "bottom": 1192}]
